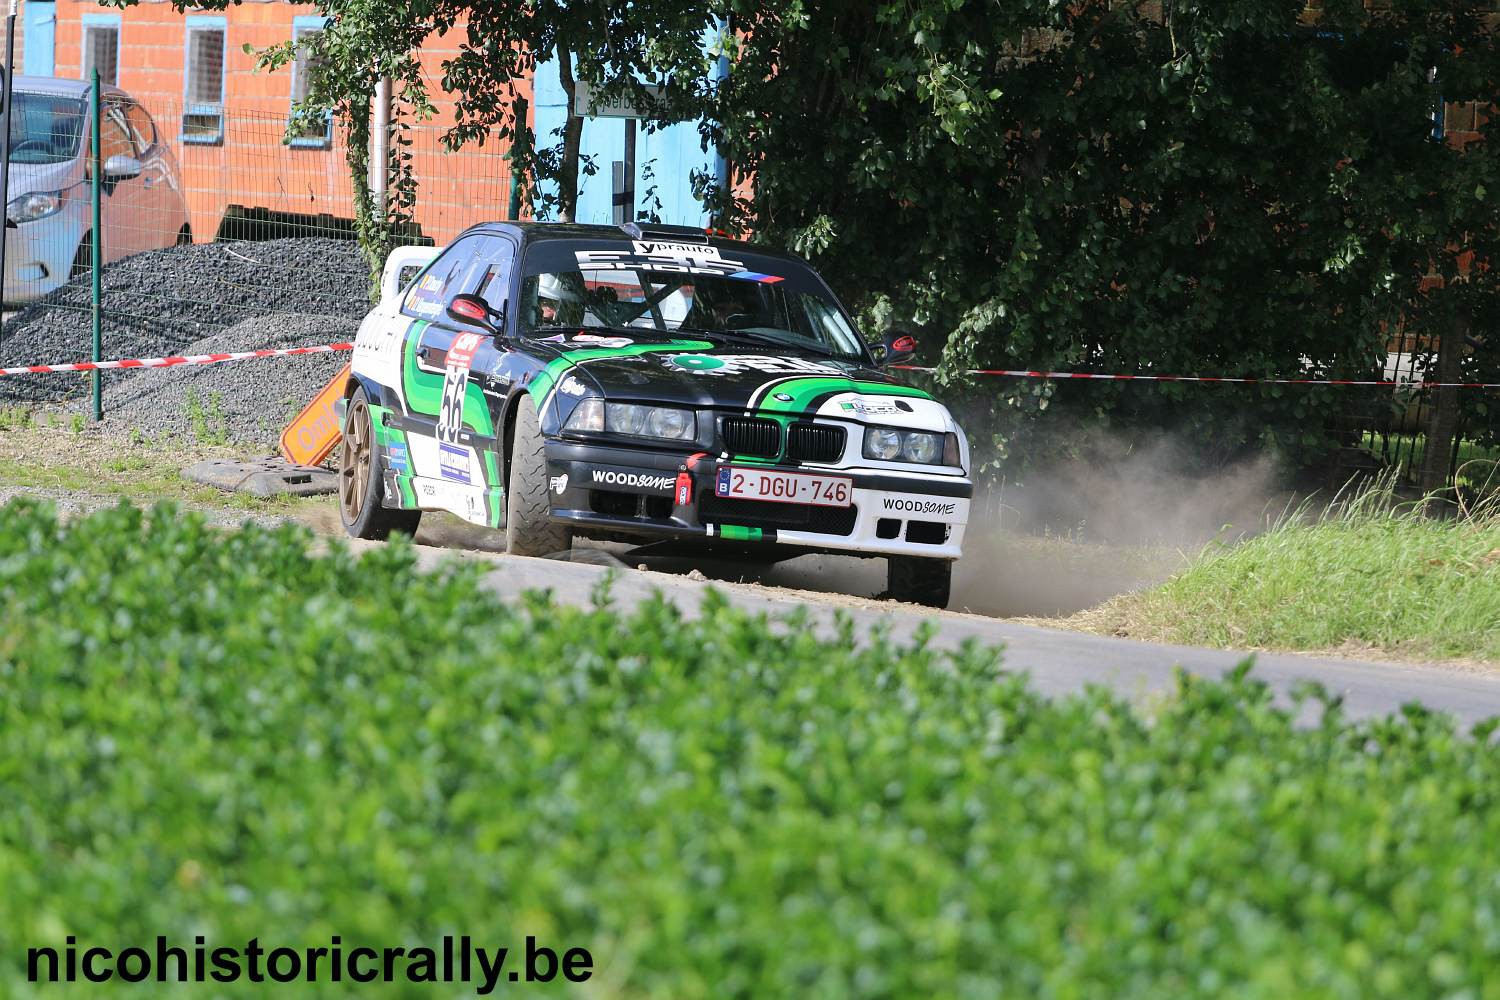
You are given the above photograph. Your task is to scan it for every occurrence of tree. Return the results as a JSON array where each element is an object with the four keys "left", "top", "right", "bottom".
[
  {"left": 106, "top": 0, "right": 721, "bottom": 273},
  {"left": 699, "top": 0, "right": 1500, "bottom": 483}
]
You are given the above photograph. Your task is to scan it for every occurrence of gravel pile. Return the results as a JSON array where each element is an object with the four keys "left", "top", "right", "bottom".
[
  {"left": 65, "top": 314, "right": 360, "bottom": 448},
  {"left": 0, "top": 238, "right": 368, "bottom": 405}
]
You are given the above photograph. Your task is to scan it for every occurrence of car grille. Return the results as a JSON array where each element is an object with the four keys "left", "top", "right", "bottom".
[
  {"left": 720, "top": 416, "right": 781, "bottom": 458},
  {"left": 786, "top": 422, "right": 846, "bottom": 464},
  {"left": 699, "top": 495, "right": 858, "bottom": 536}
]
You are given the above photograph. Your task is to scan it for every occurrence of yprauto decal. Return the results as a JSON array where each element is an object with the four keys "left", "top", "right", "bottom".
[
  {"left": 576, "top": 242, "right": 745, "bottom": 277},
  {"left": 558, "top": 376, "right": 589, "bottom": 396},
  {"left": 663, "top": 354, "right": 842, "bottom": 377}
]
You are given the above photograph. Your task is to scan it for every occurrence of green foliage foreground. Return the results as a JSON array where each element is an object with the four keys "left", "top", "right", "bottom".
[{"left": 2, "top": 501, "right": 1499, "bottom": 998}]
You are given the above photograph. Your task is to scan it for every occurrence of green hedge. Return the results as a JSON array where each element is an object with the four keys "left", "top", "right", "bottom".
[{"left": 2, "top": 500, "right": 1499, "bottom": 998}]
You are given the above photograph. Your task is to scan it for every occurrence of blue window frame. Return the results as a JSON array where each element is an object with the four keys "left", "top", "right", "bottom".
[
  {"left": 81, "top": 13, "right": 120, "bottom": 86},
  {"left": 289, "top": 15, "right": 332, "bottom": 149},
  {"left": 181, "top": 15, "right": 226, "bottom": 145}
]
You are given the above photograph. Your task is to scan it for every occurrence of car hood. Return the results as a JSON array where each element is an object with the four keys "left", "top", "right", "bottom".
[
  {"left": 5, "top": 159, "right": 82, "bottom": 198},
  {"left": 530, "top": 336, "right": 921, "bottom": 413}
]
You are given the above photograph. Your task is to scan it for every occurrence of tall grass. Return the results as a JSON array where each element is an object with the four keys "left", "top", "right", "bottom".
[{"left": 1090, "top": 470, "right": 1500, "bottom": 662}]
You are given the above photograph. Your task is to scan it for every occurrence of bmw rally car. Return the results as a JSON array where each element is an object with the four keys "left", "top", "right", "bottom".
[{"left": 338, "top": 222, "right": 971, "bottom": 607}]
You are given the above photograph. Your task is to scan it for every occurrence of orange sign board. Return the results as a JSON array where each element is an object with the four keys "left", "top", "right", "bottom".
[{"left": 280, "top": 363, "right": 352, "bottom": 467}]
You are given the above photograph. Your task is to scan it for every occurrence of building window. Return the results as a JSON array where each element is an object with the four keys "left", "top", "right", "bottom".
[
  {"left": 288, "top": 17, "right": 332, "bottom": 148},
  {"left": 81, "top": 16, "right": 120, "bottom": 86},
  {"left": 182, "top": 18, "right": 226, "bottom": 145}
]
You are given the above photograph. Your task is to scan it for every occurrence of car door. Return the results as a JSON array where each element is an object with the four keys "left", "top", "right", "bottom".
[
  {"left": 397, "top": 234, "right": 517, "bottom": 525},
  {"left": 120, "top": 101, "right": 183, "bottom": 248},
  {"left": 92, "top": 101, "right": 150, "bottom": 259}
]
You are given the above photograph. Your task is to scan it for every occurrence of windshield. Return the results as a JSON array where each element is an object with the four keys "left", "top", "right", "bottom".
[
  {"left": 518, "top": 239, "right": 868, "bottom": 361},
  {"left": 8, "top": 93, "right": 87, "bottom": 165}
]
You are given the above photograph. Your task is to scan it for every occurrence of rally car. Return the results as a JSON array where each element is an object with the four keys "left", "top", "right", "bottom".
[{"left": 338, "top": 222, "right": 971, "bottom": 607}]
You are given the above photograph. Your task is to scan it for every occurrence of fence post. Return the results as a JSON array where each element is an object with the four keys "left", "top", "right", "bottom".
[
  {"left": 91, "top": 68, "right": 102, "bottom": 422},
  {"left": 0, "top": 0, "right": 17, "bottom": 343}
]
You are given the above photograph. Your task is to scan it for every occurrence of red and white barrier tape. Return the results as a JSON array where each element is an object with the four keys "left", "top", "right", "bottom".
[
  {"left": 0, "top": 344, "right": 1492, "bottom": 389},
  {"left": 893, "top": 365, "right": 1500, "bottom": 389},
  {"left": 0, "top": 342, "right": 353, "bottom": 378}
]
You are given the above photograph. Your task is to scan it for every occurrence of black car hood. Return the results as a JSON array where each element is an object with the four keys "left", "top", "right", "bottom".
[{"left": 529, "top": 336, "right": 915, "bottom": 411}]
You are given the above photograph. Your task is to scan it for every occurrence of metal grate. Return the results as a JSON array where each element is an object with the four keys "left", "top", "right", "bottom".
[
  {"left": 699, "top": 496, "right": 858, "bottom": 536},
  {"left": 786, "top": 422, "right": 846, "bottom": 464},
  {"left": 720, "top": 416, "right": 781, "bottom": 458}
]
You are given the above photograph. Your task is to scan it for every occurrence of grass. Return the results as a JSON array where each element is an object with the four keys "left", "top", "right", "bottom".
[
  {"left": 1072, "top": 479, "right": 1500, "bottom": 663},
  {"left": 2, "top": 500, "right": 1500, "bottom": 998},
  {"left": 0, "top": 420, "right": 328, "bottom": 523}
]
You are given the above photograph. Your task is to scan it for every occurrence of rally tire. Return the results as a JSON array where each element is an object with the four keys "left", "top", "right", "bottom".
[
  {"left": 339, "top": 386, "right": 421, "bottom": 541},
  {"left": 69, "top": 232, "right": 94, "bottom": 281},
  {"left": 506, "top": 396, "right": 572, "bottom": 556},
  {"left": 888, "top": 556, "right": 952, "bottom": 609}
]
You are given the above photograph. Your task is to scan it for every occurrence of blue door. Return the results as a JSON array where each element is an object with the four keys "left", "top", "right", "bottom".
[{"left": 23, "top": 1, "right": 57, "bottom": 77}]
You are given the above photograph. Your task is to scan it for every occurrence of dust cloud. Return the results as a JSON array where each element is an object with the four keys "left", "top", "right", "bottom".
[{"left": 952, "top": 434, "right": 1289, "bottom": 616}]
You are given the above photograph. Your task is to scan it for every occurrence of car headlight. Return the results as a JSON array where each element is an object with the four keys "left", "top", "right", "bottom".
[
  {"left": 563, "top": 398, "right": 696, "bottom": 441},
  {"left": 607, "top": 403, "right": 696, "bottom": 441},
  {"left": 863, "top": 426, "right": 954, "bottom": 466},
  {"left": 563, "top": 397, "right": 604, "bottom": 432},
  {"left": 6, "top": 190, "right": 63, "bottom": 225}
]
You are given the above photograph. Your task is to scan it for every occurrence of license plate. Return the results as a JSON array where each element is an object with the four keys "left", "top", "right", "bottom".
[{"left": 715, "top": 467, "right": 853, "bottom": 507}]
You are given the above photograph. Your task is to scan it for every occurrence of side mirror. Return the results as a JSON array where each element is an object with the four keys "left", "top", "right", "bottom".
[
  {"left": 102, "top": 154, "right": 143, "bottom": 183},
  {"left": 446, "top": 293, "right": 504, "bottom": 335},
  {"left": 876, "top": 330, "right": 918, "bottom": 366}
]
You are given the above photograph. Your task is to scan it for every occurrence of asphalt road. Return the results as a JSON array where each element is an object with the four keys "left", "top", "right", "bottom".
[{"left": 389, "top": 541, "right": 1500, "bottom": 728}]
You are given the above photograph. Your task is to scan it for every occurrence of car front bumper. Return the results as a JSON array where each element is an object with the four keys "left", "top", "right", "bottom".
[
  {"left": 544, "top": 439, "right": 970, "bottom": 560},
  {"left": 2, "top": 211, "right": 85, "bottom": 305}
]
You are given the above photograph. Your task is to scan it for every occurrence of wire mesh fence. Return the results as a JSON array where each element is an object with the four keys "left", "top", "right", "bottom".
[
  {"left": 0, "top": 95, "right": 514, "bottom": 438},
  {"left": 0, "top": 90, "right": 1492, "bottom": 492}
]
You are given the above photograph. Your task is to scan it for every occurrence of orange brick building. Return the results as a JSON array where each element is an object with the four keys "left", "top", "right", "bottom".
[{"left": 34, "top": 0, "right": 528, "bottom": 244}]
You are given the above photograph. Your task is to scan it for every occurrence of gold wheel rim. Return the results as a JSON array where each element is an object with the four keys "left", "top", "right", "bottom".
[{"left": 339, "top": 398, "right": 371, "bottom": 524}]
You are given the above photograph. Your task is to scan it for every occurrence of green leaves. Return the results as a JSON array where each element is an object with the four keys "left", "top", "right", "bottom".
[
  {"left": 2, "top": 501, "right": 1500, "bottom": 996},
  {"left": 703, "top": 0, "right": 1500, "bottom": 479}
]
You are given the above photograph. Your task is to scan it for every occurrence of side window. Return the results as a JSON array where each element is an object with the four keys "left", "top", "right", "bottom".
[
  {"left": 123, "top": 103, "right": 157, "bottom": 155},
  {"left": 468, "top": 236, "right": 517, "bottom": 308},
  {"left": 99, "top": 105, "right": 136, "bottom": 162},
  {"left": 402, "top": 236, "right": 482, "bottom": 320}
]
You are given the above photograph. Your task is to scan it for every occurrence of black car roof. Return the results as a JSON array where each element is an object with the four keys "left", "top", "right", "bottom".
[{"left": 462, "top": 220, "right": 809, "bottom": 267}]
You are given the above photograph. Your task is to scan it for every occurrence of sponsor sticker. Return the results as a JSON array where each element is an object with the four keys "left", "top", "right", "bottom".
[
  {"left": 664, "top": 354, "right": 842, "bottom": 377},
  {"left": 590, "top": 468, "right": 674, "bottom": 493},
  {"left": 550, "top": 473, "right": 569, "bottom": 495},
  {"left": 880, "top": 496, "right": 958, "bottom": 517},
  {"left": 838, "top": 397, "right": 905, "bottom": 416},
  {"left": 439, "top": 442, "right": 471, "bottom": 484},
  {"left": 575, "top": 245, "right": 745, "bottom": 277},
  {"left": 437, "top": 333, "right": 484, "bottom": 444},
  {"left": 568, "top": 334, "right": 633, "bottom": 348},
  {"left": 558, "top": 376, "right": 588, "bottom": 397},
  {"left": 386, "top": 442, "right": 408, "bottom": 472}
]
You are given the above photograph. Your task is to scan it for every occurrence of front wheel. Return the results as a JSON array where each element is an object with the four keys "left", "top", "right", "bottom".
[
  {"left": 505, "top": 396, "right": 572, "bottom": 556},
  {"left": 339, "top": 386, "right": 421, "bottom": 540},
  {"left": 888, "top": 556, "right": 952, "bottom": 609},
  {"left": 69, "top": 231, "right": 94, "bottom": 281}
]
